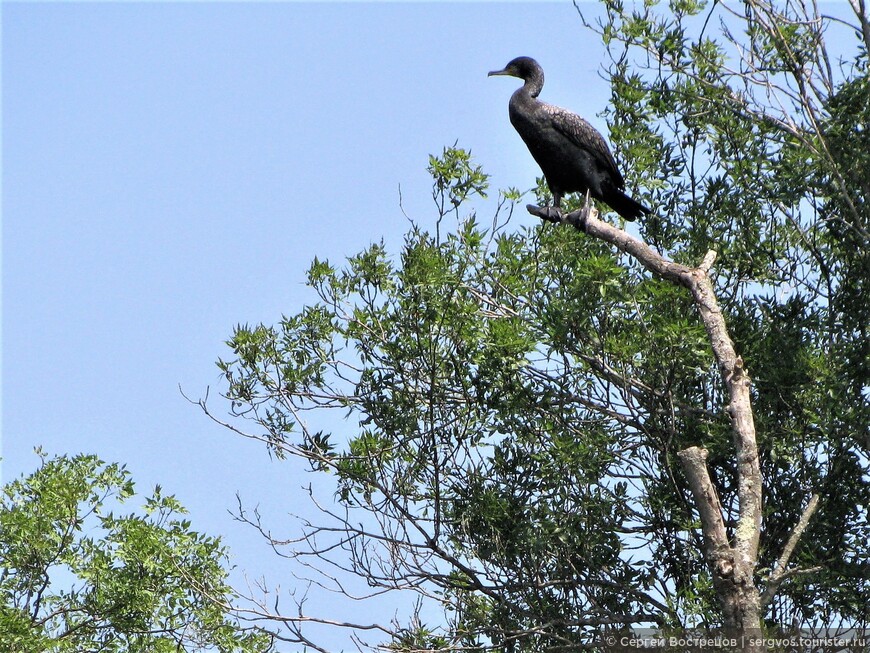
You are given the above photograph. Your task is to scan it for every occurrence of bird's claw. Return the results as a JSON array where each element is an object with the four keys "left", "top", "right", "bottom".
[
  {"left": 543, "top": 206, "right": 563, "bottom": 222},
  {"left": 526, "top": 204, "right": 564, "bottom": 223},
  {"left": 566, "top": 206, "right": 592, "bottom": 230}
]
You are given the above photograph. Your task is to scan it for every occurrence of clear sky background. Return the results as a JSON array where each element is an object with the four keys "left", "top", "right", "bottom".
[{"left": 4, "top": 1, "right": 624, "bottom": 647}]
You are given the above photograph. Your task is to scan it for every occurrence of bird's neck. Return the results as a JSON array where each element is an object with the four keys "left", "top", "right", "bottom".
[
  {"left": 522, "top": 73, "right": 544, "bottom": 99},
  {"left": 511, "top": 79, "right": 542, "bottom": 110}
]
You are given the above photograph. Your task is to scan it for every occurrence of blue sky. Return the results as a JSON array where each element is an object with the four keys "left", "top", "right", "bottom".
[{"left": 4, "top": 1, "right": 623, "bottom": 647}]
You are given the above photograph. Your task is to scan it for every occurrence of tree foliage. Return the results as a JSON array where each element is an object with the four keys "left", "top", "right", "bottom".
[
  {"left": 212, "top": 0, "right": 869, "bottom": 650},
  {"left": 0, "top": 452, "right": 271, "bottom": 653},
  {"left": 593, "top": 0, "right": 869, "bottom": 627}
]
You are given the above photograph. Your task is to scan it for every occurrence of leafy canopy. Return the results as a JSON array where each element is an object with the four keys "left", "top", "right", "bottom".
[
  {"left": 0, "top": 451, "right": 271, "bottom": 653},
  {"left": 215, "top": 0, "right": 869, "bottom": 648}
]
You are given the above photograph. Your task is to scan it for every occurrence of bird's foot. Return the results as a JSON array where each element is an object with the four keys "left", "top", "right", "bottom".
[
  {"left": 565, "top": 206, "right": 593, "bottom": 231},
  {"left": 565, "top": 192, "right": 597, "bottom": 231},
  {"left": 526, "top": 204, "right": 563, "bottom": 223},
  {"left": 542, "top": 206, "right": 563, "bottom": 222}
]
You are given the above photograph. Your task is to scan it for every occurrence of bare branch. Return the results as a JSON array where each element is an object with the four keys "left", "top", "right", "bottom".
[
  {"left": 760, "top": 493, "right": 822, "bottom": 608},
  {"left": 529, "top": 202, "right": 764, "bottom": 633},
  {"left": 677, "top": 446, "right": 730, "bottom": 556},
  {"left": 847, "top": 0, "right": 870, "bottom": 53}
]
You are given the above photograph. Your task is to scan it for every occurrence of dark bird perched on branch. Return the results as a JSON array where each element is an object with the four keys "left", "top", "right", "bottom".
[{"left": 489, "top": 56, "right": 650, "bottom": 222}]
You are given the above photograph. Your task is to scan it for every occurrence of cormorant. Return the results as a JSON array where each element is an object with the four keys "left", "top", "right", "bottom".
[{"left": 489, "top": 56, "right": 650, "bottom": 222}]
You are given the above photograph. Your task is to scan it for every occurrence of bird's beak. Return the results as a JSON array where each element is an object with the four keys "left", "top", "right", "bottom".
[{"left": 488, "top": 68, "right": 510, "bottom": 77}]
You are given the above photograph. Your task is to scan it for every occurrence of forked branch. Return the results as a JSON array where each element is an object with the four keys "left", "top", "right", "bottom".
[{"left": 528, "top": 201, "right": 764, "bottom": 631}]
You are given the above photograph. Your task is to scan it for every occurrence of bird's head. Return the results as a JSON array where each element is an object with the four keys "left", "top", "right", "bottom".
[{"left": 488, "top": 56, "right": 543, "bottom": 82}]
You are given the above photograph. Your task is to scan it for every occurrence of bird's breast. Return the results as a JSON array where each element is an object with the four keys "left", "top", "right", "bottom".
[{"left": 508, "top": 100, "right": 605, "bottom": 196}]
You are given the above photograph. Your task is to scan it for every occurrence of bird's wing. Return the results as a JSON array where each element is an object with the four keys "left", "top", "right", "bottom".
[{"left": 547, "top": 105, "right": 625, "bottom": 188}]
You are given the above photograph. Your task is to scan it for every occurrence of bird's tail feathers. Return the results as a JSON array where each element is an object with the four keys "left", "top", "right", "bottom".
[{"left": 606, "top": 190, "right": 651, "bottom": 222}]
